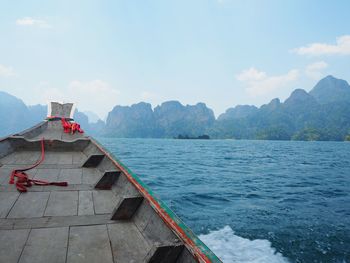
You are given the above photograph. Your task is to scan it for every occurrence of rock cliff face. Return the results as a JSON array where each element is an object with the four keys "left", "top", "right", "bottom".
[
  {"left": 218, "top": 105, "right": 258, "bottom": 121},
  {"left": 284, "top": 89, "right": 316, "bottom": 107},
  {"left": 154, "top": 101, "right": 215, "bottom": 137},
  {"left": 309, "top": 75, "right": 350, "bottom": 104},
  {"left": 104, "top": 102, "right": 157, "bottom": 138},
  {"left": 104, "top": 101, "right": 215, "bottom": 138},
  {"left": 0, "top": 91, "right": 31, "bottom": 136},
  {"left": 209, "top": 76, "right": 350, "bottom": 140}
]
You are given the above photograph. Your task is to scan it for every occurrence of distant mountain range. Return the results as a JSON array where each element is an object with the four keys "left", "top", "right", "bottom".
[
  {"left": 0, "top": 94, "right": 97, "bottom": 137},
  {"left": 211, "top": 75, "right": 350, "bottom": 141},
  {"left": 1, "top": 75, "right": 350, "bottom": 141},
  {"left": 104, "top": 101, "right": 215, "bottom": 138}
]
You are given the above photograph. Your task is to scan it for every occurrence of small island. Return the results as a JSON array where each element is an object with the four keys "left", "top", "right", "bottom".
[{"left": 174, "top": 134, "right": 210, "bottom": 140}]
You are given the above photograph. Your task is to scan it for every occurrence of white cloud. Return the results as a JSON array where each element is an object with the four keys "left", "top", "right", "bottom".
[
  {"left": 16, "top": 17, "right": 51, "bottom": 28},
  {"left": 292, "top": 35, "right": 350, "bottom": 56},
  {"left": 236, "top": 67, "right": 299, "bottom": 96},
  {"left": 37, "top": 80, "right": 119, "bottom": 118},
  {"left": 0, "top": 64, "right": 15, "bottom": 77},
  {"left": 305, "top": 61, "right": 328, "bottom": 79},
  {"left": 236, "top": 67, "right": 266, "bottom": 82}
]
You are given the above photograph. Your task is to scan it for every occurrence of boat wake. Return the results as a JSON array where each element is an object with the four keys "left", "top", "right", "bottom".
[{"left": 199, "top": 226, "right": 289, "bottom": 263}]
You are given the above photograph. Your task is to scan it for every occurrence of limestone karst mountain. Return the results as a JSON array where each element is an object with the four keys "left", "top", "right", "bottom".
[{"left": 1, "top": 75, "right": 350, "bottom": 140}]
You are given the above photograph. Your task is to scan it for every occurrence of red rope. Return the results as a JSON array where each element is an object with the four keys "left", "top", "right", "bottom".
[
  {"left": 9, "top": 138, "right": 68, "bottom": 193},
  {"left": 61, "top": 118, "right": 84, "bottom": 134},
  {"left": 47, "top": 116, "right": 84, "bottom": 134}
]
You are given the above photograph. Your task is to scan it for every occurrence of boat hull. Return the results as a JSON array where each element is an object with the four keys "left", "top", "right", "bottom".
[{"left": 0, "top": 118, "right": 221, "bottom": 263}]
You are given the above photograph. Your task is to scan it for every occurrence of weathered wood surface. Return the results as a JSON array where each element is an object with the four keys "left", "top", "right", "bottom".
[
  {"left": 174, "top": 248, "right": 198, "bottom": 263},
  {"left": 144, "top": 243, "right": 184, "bottom": 263},
  {"left": 0, "top": 214, "right": 112, "bottom": 230},
  {"left": 0, "top": 229, "right": 30, "bottom": 263},
  {"left": 58, "top": 168, "right": 82, "bottom": 184},
  {"left": 67, "top": 224, "right": 114, "bottom": 263},
  {"left": 34, "top": 168, "right": 60, "bottom": 182},
  {"left": 82, "top": 154, "right": 105, "bottom": 167},
  {"left": 72, "top": 152, "right": 86, "bottom": 165},
  {"left": 8, "top": 192, "right": 50, "bottom": 218},
  {"left": 1, "top": 151, "right": 40, "bottom": 165},
  {"left": 107, "top": 222, "right": 152, "bottom": 263},
  {"left": 0, "top": 123, "right": 206, "bottom": 263},
  {"left": 111, "top": 196, "right": 144, "bottom": 220},
  {"left": 95, "top": 171, "right": 120, "bottom": 189},
  {"left": 0, "top": 192, "right": 19, "bottom": 218},
  {"left": 45, "top": 191, "right": 78, "bottom": 217},
  {"left": 82, "top": 167, "right": 101, "bottom": 184},
  {"left": 19, "top": 227, "right": 69, "bottom": 263},
  {"left": 78, "top": 190, "right": 94, "bottom": 216},
  {"left": 0, "top": 167, "right": 12, "bottom": 184},
  {"left": 134, "top": 200, "right": 179, "bottom": 244},
  {"left": 92, "top": 190, "right": 118, "bottom": 214},
  {"left": 97, "top": 158, "right": 118, "bottom": 173},
  {"left": 0, "top": 184, "right": 95, "bottom": 192},
  {"left": 42, "top": 152, "right": 73, "bottom": 165}
]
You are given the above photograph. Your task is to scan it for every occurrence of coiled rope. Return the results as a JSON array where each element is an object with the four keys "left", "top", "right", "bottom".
[{"left": 9, "top": 138, "right": 68, "bottom": 192}]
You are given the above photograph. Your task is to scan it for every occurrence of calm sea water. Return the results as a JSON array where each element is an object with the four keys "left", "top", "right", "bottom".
[{"left": 97, "top": 138, "right": 350, "bottom": 263}]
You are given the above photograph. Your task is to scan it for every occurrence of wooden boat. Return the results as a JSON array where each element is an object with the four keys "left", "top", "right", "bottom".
[{"left": 0, "top": 102, "right": 221, "bottom": 263}]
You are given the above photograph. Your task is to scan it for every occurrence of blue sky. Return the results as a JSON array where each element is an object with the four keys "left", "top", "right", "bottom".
[{"left": 0, "top": 0, "right": 349, "bottom": 118}]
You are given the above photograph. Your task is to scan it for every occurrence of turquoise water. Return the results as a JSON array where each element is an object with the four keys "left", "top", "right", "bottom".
[{"left": 97, "top": 138, "right": 350, "bottom": 263}]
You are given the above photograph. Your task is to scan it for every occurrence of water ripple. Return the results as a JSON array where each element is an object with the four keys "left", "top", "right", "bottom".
[{"left": 98, "top": 138, "right": 350, "bottom": 263}]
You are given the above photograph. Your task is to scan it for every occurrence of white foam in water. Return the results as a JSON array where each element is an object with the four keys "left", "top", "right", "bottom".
[{"left": 199, "top": 226, "right": 289, "bottom": 263}]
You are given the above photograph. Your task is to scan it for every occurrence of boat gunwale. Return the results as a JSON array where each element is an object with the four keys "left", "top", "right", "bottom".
[{"left": 90, "top": 137, "right": 222, "bottom": 263}]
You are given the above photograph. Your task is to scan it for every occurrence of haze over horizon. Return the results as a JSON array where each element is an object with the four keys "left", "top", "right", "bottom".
[{"left": 1, "top": 0, "right": 350, "bottom": 119}]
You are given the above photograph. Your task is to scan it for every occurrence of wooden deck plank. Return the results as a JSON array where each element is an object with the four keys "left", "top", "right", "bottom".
[
  {"left": 45, "top": 191, "right": 78, "bottom": 217},
  {"left": 0, "top": 214, "right": 112, "bottom": 230},
  {"left": 92, "top": 190, "right": 118, "bottom": 214},
  {"left": 32, "top": 130, "right": 63, "bottom": 140},
  {"left": 61, "top": 132, "right": 84, "bottom": 141},
  {"left": 78, "top": 191, "right": 94, "bottom": 216},
  {"left": 0, "top": 229, "right": 30, "bottom": 263},
  {"left": 7, "top": 192, "right": 50, "bottom": 218},
  {"left": 67, "top": 224, "right": 113, "bottom": 263},
  {"left": 0, "top": 152, "right": 18, "bottom": 164},
  {"left": 2, "top": 163, "right": 82, "bottom": 169},
  {"left": 1, "top": 151, "right": 40, "bottom": 165},
  {"left": 19, "top": 227, "right": 69, "bottom": 263},
  {"left": 58, "top": 168, "right": 82, "bottom": 184},
  {"left": 14, "top": 151, "right": 41, "bottom": 164},
  {"left": 0, "top": 184, "right": 94, "bottom": 192},
  {"left": 43, "top": 152, "right": 73, "bottom": 165},
  {"left": 34, "top": 168, "right": 60, "bottom": 182},
  {"left": 0, "top": 167, "right": 11, "bottom": 185},
  {"left": 0, "top": 192, "right": 20, "bottom": 218},
  {"left": 107, "top": 222, "right": 151, "bottom": 263},
  {"left": 72, "top": 152, "right": 87, "bottom": 165},
  {"left": 82, "top": 168, "right": 101, "bottom": 184}
]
